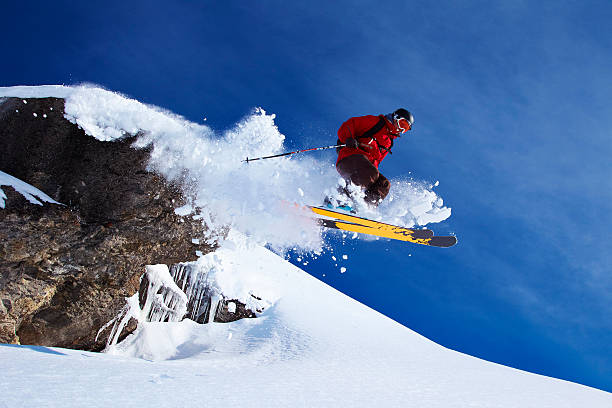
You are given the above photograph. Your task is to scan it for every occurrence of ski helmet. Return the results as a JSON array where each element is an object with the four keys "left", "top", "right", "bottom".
[
  {"left": 393, "top": 108, "right": 414, "bottom": 126},
  {"left": 393, "top": 108, "right": 414, "bottom": 133}
]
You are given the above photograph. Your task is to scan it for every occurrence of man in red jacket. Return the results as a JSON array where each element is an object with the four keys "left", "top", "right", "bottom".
[{"left": 335, "top": 108, "right": 414, "bottom": 206}]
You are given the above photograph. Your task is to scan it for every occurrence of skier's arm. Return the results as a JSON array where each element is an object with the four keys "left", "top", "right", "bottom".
[
  {"left": 338, "top": 119, "right": 365, "bottom": 150},
  {"left": 337, "top": 119, "right": 358, "bottom": 149},
  {"left": 337, "top": 119, "right": 355, "bottom": 143}
]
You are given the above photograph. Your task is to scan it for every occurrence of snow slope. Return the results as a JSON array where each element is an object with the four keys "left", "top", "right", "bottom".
[
  {"left": 1, "top": 232, "right": 610, "bottom": 407},
  {"left": 1, "top": 85, "right": 609, "bottom": 406}
]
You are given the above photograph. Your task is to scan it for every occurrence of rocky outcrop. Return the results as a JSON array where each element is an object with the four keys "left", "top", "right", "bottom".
[{"left": 0, "top": 97, "right": 213, "bottom": 350}]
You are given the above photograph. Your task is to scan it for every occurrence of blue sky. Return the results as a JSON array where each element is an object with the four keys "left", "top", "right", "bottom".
[{"left": 4, "top": 0, "right": 612, "bottom": 392}]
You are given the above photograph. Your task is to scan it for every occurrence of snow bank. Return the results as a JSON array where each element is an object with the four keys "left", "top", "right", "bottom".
[{"left": 0, "top": 85, "right": 451, "bottom": 252}]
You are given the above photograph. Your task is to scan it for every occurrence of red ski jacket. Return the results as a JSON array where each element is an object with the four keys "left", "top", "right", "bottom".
[{"left": 336, "top": 114, "right": 401, "bottom": 168}]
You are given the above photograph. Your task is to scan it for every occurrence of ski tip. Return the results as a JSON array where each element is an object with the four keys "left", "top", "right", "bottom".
[{"left": 428, "top": 235, "right": 458, "bottom": 248}]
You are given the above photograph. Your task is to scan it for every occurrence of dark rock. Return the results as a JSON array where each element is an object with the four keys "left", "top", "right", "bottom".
[
  {"left": 214, "top": 299, "right": 257, "bottom": 323},
  {"left": 0, "top": 97, "right": 215, "bottom": 350}
]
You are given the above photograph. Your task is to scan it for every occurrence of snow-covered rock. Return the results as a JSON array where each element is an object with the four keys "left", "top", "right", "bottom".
[{"left": 0, "top": 96, "right": 210, "bottom": 349}]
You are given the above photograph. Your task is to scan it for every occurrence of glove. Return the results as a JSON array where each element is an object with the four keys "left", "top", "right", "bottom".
[{"left": 345, "top": 137, "right": 359, "bottom": 149}]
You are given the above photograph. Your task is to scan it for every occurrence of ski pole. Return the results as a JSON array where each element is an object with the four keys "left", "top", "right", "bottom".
[{"left": 243, "top": 144, "right": 346, "bottom": 163}]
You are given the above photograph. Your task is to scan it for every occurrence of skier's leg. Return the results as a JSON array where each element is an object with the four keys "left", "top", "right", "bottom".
[
  {"left": 336, "top": 154, "right": 379, "bottom": 188},
  {"left": 364, "top": 173, "right": 390, "bottom": 205}
]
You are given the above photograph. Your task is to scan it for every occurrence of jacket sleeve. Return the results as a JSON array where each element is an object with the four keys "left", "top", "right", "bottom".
[{"left": 337, "top": 118, "right": 356, "bottom": 143}]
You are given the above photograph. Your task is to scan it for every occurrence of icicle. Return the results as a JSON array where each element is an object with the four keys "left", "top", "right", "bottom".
[
  {"left": 208, "top": 293, "right": 220, "bottom": 323},
  {"left": 99, "top": 294, "right": 140, "bottom": 348},
  {"left": 141, "top": 265, "right": 188, "bottom": 323},
  {"left": 168, "top": 261, "right": 222, "bottom": 323}
]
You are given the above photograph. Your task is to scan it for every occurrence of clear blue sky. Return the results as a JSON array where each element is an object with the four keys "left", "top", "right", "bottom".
[{"left": 4, "top": 0, "right": 612, "bottom": 392}]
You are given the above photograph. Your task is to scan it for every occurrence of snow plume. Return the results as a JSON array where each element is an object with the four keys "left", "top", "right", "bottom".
[
  {"left": 380, "top": 179, "right": 452, "bottom": 226},
  {"left": 0, "top": 85, "right": 451, "bottom": 251}
]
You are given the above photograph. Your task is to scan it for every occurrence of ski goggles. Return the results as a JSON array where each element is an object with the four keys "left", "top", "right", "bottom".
[{"left": 396, "top": 117, "right": 412, "bottom": 133}]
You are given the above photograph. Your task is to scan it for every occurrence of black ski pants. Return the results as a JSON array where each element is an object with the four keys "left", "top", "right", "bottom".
[{"left": 336, "top": 154, "right": 390, "bottom": 205}]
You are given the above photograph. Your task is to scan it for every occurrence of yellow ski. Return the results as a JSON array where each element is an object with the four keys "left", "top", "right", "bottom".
[{"left": 310, "top": 206, "right": 457, "bottom": 248}]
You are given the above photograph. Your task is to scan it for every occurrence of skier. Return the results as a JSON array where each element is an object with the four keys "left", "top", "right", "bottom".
[{"left": 334, "top": 108, "right": 414, "bottom": 206}]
